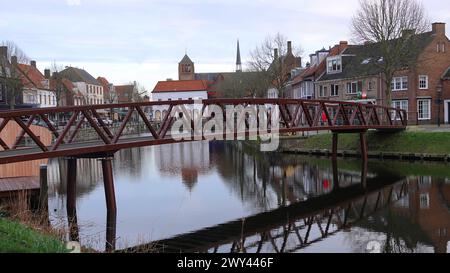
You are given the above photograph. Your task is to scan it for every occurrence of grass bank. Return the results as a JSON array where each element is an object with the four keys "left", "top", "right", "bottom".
[
  {"left": 280, "top": 131, "right": 450, "bottom": 155},
  {"left": 0, "top": 217, "right": 67, "bottom": 253}
]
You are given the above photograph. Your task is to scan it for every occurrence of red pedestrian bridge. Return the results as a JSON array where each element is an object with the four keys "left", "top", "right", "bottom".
[{"left": 0, "top": 98, "right": 407, "bottom": 237}]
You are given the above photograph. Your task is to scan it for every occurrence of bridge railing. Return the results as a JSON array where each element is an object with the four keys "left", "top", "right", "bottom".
[{"left": 0, "top": 99, "right": 407, "bottom": 163}]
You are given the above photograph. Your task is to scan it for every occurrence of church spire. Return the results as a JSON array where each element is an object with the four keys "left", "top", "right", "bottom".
[{"left": 236, "top": 39, "right": 242, "bottom": 72}]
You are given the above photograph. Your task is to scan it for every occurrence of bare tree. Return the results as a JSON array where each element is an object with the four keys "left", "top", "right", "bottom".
[
  {"left": 0, "top": 41, "right": 30, "bottom": 109},
  {"left": 213, "top": 72, "right": 269, "bottom": 98},
  {"left": 351, "top": 0, "right": 429, "bottom": 106},
  {"left": 49, "top": 62, "right": 66, "bottom": 107},
  {"left": 248, "top": 33, "right": 303, "bottom": 98}
]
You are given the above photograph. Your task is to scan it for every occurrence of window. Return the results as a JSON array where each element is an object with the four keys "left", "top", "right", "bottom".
[
  {"left": 419, "top": 194, "right": 430, "bottom": 209},
  {"left": 368, "top": 81, "right": 374, "bottom": 91},
  {"left": 442, "top": 43, "right": 446, "bottom": 53},
  {"left": 391, "top": 77, "right": 408, "bottom": 91},
  {"left": 331, "top": 84, "right": 339, "bottom": 97},
  {"left": 437, "top": 43, "right": 440, "bottom": 53},
  {"left": 392, "top": 100, "right": 408, "bottom": 120},
  {"left": 346, "top": 81, "right": 362, "bottom": 94},
  {"left": 417, "top": 99, "right": 431, "bottom": 120},
  {"left": 327, "top": 57, "right": 342, "bottom": 73},
  {"left": 319, "top": 85, "right": 327, "bottom": 97},
  {"left": 419, "top": 75, "right": 428, "bottom": 89}
]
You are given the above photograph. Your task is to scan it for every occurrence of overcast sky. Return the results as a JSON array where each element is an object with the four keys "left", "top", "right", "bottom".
[{"left": 1, "top": 0, "right": 449, "bottom": 92}]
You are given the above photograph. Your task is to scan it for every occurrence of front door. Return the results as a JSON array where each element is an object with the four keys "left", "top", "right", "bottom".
[
  {"left": 448, "top": 102, "right": 450, "bottom": 124},
  {"left": 446, "top": 101, "right": 450, "bottom": 124}
]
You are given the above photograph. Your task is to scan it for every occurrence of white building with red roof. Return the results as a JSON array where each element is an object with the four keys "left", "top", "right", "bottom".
[
  {"left": 15, "top": 60, "right": 57, "bottom": 108},
  {"left": 151, "top": 79, "right": 209, "bottom": 121}
]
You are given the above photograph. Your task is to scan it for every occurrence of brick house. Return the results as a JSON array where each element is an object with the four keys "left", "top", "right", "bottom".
[
  {"left": 316, "top": 22, "right": 450, "bottom": 125},
  {"left": 290, "top": 41, "right": 349, "bottom": 99},
  {"left": 443, "top": 67, "right": 450, "bottom": 124}
]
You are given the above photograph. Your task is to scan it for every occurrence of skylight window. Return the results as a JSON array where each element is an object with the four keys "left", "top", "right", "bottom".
[{"left": 361, "top": 58, "right": 372, "bottom": 65}]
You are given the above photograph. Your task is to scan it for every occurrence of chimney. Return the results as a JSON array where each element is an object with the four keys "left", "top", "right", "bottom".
[
  {"left": 30, "top": 60, "right": 36, "bottom": 68},
  {"left": 274, "top": 48, "right": 279, "bottom": 60},
  {"left": 0, "top": 46, "right": 7, "bottom": 59},
  {"left": 432, "top": 22, "right": 446, "bottom": 35},
  {"left": 339, "top": 41, "right": 348, "bottom": 52},
  {"left": 287, "top": 41, "right": 292, "bottom": 54},
  {"left": 402, "top": 29, "right": 416, "bottom": 38},
  {"left": 44, "top": 69, "right": 51, "bottom": 79},
  {"left": 11, "top": 55, "right": 17, "bottom": 65}
]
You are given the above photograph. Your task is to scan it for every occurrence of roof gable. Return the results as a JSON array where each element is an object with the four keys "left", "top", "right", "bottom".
[
  {"left": 16, "top": 63, "right": 47, "bottom": 89},
  {"left": 152, "top": 80, "right": 209, "bottom": 93},
  {"left": 59, "top": 67, "right": 100, "bottom": 85},
  {"left": 318, "top": 32, "right": 435, "bottom": 82}
]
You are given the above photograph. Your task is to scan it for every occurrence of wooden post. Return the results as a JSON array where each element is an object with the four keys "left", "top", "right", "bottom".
[{"left": 39, "top": 164, "right": 48, "bottom": 211}]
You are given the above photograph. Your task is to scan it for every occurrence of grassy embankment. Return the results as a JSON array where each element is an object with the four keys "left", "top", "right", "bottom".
[
  {"left": 0, "top": 217, "right": 67, "bottom": 253},
  {"left": 281, "top": 131, "right": 450, "bottom": 155}
]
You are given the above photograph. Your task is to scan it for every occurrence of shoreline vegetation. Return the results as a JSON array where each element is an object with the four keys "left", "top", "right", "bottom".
[
  {"left": 278, "top": 131, "right": 450, "bottom": 162},
  {"left": 0, "top": 194, "right": 68, "bottom": 253},
  {"left": 0, "top": 217, "right": 67, "bottom": 253}
]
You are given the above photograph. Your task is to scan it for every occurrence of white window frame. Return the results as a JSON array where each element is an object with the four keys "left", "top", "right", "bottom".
[
  {"left": 327, "top": 56, "right": 342, "bottom": 74},
  {"left": 442, "top": 43, "right": 446, "bottom": 53},
  {"left": 319, "top": 85, "right": 327, "bottom": 97},
  {"left": 420, "top": 194, "right": 430, "bottom": 209},
  {"left": 419, "top": 75, "right": 428, "bottom": 90},
  {"left": 391, "top": 76, "right": 408, "bottom": 91},
  {"left": 417, "top": 99, "right": 431, "bottom": 120},
  {"left": 331, "top": 84, "right": 339, "bottom": 97},
  {"left": 346, "top": 81, "right": 361, "bottom": 95},
  {"left": 392, "top": 100, "right": 408, "bottom": 120}
]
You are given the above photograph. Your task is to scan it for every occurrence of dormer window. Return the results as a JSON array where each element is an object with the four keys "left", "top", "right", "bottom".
[{"left": 327, "top": 56, "right": 342, "bottom": 74}]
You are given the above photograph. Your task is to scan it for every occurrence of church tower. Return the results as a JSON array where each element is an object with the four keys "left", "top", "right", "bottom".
[
  {"left": 178, "top": 54, "right": 195, "bottom": 80},
  {"left": 236, "top": 39, "right": 242, "bottom": 72}
]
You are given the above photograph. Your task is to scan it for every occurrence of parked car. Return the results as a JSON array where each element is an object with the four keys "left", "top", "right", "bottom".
[{"left": 101, "top": 118, "right": 113, "bottom": 126}]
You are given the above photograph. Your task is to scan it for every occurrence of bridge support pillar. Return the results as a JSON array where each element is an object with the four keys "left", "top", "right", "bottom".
[
  {"left": 101, "top": 157, "right": 117, "bottom": 251},
  {"left": 359, "top": 132, "right": 368, "bottom": 162},
  {"left": 359, "top": 132, "right": 368, "bottom": 189},
  {"left": 66, "top": 157, "right": 79, "bottom": 242}
]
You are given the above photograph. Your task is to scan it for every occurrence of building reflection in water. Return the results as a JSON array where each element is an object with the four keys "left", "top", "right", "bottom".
[
  {"left": 44, "top": 141, "right": 450, "bottom": 253},
  {"left": 156, "top": 142, "right": 212, "bottom": 190}
]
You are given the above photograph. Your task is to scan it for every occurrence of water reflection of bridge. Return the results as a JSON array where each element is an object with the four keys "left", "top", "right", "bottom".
[
  {"left": 42, "top": 141, "right": 450, "bottom": 253},
  {"left": 123, "top": 169, "right": 407, "bottom": 253}
]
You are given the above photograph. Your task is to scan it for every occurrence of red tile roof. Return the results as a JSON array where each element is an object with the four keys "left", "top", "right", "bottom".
[
  {"left": 16, "top": 63, "right": 47, "bottom": 89},
  {"left": 152, "top": 80, "right": 210, "bottom": 93},
  {"left": 292, "top": 43, "right": 348, "bottom": 86}
]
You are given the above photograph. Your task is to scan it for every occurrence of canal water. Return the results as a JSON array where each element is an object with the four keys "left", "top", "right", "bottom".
[{"left": 46, "top": 141, "right": 450, "bottom": 253}]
